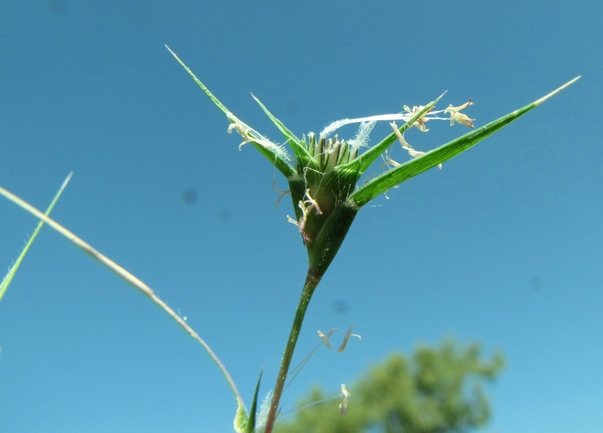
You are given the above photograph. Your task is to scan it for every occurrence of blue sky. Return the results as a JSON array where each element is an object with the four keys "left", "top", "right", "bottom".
[{"left": 0, "top": 1, "right": 601, "bottom": 432}]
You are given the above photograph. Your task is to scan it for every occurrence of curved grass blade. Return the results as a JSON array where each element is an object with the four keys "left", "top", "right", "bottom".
[
  {"left": 0, "top": 180, "right": 246, "bottom": 412},
  {"left": 0, "top": 173, "right": 72, "bottom": 302}
]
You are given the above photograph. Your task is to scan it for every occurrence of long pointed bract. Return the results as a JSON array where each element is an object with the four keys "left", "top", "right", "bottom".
[
  {"left": 166, "top": 45, "right": 296, "bottom": 178},
  {"left": 350, "top": 77, "right": 581, "bottom": 207}
]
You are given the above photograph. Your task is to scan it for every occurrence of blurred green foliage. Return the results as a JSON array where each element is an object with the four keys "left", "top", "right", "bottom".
[{"left": 275, "top": 340, "right": 503, "bottom": 433}]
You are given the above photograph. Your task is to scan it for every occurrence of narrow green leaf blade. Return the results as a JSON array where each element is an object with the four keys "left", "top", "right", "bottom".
[
  {"left": 350, "top": 77, "right": 580, "bottom": 207},
  {"left": 251, "top": 94, "right": 312, "bottom": 166},
  {"left": 0, "top": 173, "right": 72, "bottom": 302},
  {"left": 246, "top": 370, "right": 263, "bottom": 433}
]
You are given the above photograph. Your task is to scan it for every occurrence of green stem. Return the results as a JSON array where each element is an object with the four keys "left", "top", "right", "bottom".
[{"left": 263, "top": 269, "right": 323, "bottom": 433}]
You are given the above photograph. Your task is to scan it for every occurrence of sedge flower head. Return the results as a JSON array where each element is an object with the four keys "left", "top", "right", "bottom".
[
  {"left": 166, "top": 45, "right": 481, "bottom": 275},
  {"left": 223, "top": 94, "right": 476, "bottom": 274}
]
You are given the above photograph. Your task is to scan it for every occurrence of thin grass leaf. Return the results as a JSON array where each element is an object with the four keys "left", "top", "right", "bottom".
[
  {"left": 165, "top": 45, "right": 230, "bottom": 116},
  {"left": 350, "top": 77, "right": 580, "bottom": 207},
  {"left": 0, "top": 173, "right": 72, "bottom": 302}
]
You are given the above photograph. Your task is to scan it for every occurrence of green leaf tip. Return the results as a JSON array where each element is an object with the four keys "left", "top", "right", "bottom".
[
  {"left": 165, "top": 44, "right": 230, "bottom": 116},
  {"left": 246, "top": 370, "right": 263, "bottom": 433},
  {"left": 234, "top": 370, "right": 263, "bottom": 433}
]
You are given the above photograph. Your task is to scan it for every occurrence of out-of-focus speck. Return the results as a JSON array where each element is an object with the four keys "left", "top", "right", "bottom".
[
  {"left": 217, "top": 207, "right": 231, "bottom": 223},
  {"left": 435, "top": 230, "right": 447, "bottom": 243},
  {"left": 48, "top": 0, "right": 65, "bottom": 13},
  {"left": 529, "top": 276, "right": 544, "bottom": 291},
  {"left": 332, "top": 299, "right": 349, "bottom": 315},
  {"left": 181, "top": 188, "right": 197, "bottom": 205}
]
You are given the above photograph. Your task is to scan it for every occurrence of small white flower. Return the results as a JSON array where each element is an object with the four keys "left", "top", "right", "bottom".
[
  {"left": 403, "top": 104, "right": 432, "bottom": 132},
  {"left": 445, "top": 100, "right": 475, "bottom": 129}
]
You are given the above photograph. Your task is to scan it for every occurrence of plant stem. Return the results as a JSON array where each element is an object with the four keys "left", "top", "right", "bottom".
[{"left": 263, "top": 268, "right": 323, "bottom": 433}]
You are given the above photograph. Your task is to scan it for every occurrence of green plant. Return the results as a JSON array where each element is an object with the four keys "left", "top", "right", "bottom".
[
  {"left": 166, "top": 46, "right": 577, "bottom": 433},
  {"left": 0, "top": 46, "right": 579, "bottom": 432}
]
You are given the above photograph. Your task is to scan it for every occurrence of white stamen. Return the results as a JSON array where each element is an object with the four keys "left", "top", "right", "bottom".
[
  {"left": 349, "top": 121, "right": 376, "bottom": 153},
  {"left": 337, "top": 325, "right": 361, "bottom": 353},
  {"left": 320, "top": 111, "right": 449, "bottom": 138},
  {"left": 390, "top": 122, "right": 442, "bottom": 169},
  {"left": 317, "top": 329, "right": 340, "bottom": 349},
  {"left": 226, "top": 112, "right": 292, "bottom": 161},
  {"left": 255, "top": 390, "right": 273, "bottom": 429}
]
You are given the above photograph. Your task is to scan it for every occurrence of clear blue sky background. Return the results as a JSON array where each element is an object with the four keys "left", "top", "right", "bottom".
[{"left": 1, "top": 1, "right": 601, "bottom": 432}]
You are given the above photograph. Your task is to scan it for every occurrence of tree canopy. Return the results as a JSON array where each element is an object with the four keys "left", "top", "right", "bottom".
[{"left": 274, "top": 340, "right": 504, "bottom": 433}]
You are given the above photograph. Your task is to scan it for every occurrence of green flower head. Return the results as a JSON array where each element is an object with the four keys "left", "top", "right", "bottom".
[
  {"left": 167, "top": 45, "right": 578, "bottom": 278},
  {"left": 224, "top": 91, "right": 477, "bottom": 276}
]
